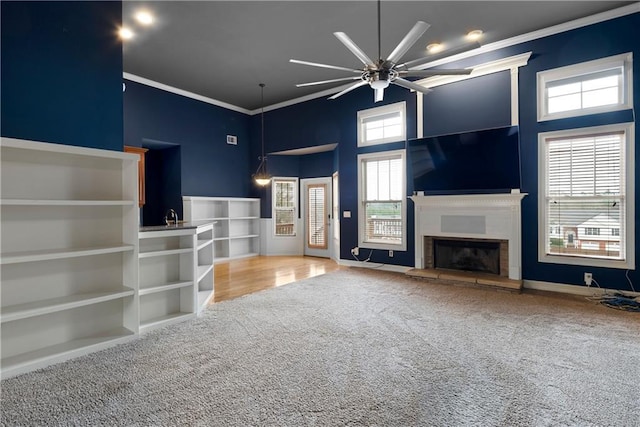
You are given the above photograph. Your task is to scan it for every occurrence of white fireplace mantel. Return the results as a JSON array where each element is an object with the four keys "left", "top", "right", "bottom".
[{"left": 411, "top": 192, "right": 527, "bottom": 280}]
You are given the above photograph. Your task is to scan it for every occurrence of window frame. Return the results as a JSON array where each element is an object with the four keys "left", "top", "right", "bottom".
[
  {"left": 272, "top": 177, "right": 299, "bottom": 237},
  {"left": 357, "top": 101, "right": 407, "bottom": 147},
  {"left": 357, "top": 149, "right": 407, "bottom": 251},
  {"left": 537, "top": 122, "right": 635, "bottom": 269},
  {"left": 536, "top": 52, "right": 633, "bottom": 122}
]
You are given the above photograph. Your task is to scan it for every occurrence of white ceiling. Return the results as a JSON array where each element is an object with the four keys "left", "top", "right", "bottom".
[{"left": 122, "top": 1, "right": 636, "bottom": 111}]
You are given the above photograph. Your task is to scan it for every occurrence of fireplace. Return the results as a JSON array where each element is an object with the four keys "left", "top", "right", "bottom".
[
  {"left": 411, "top": 192, "right": 526, "bottom": 281},
  {"left": 434, "top": 238, "right": 500, "bottom": 274}
]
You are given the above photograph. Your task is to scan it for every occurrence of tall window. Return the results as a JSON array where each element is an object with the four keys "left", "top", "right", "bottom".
[
  {"left": 273, "top": 178, "right": 298, "bottom": 236},
  {"left": 358, "top": 150, "right": 406, "bottom": 251},
  {"left": 537, "top": 53, "right": 632, "bottom": 121},
  {"left": 538, "top": 123, "right": 634, "bottom": 269},
  {"left": 357, "top": 102, "right": 406, "bottom": 146}
]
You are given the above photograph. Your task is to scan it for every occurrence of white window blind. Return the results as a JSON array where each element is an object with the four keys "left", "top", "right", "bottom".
[
  {"left": 544, "top": 131, "right": 625, "bottom": 261},
  {"left": 273, "top": 178, "right": 297, "bottom": 236},
  {"left": 362, "top": 156, "right": 403, "bottom": 245},
  {"left": 307, "top": 184, "right": 327, "bottom": 249}
]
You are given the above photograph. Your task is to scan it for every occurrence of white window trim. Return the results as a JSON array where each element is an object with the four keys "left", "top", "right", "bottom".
[
  {"left": 357, "top": 101, "right": 406, "bottom": 147},
  {"left": 357, "top": 149, "right": 407, "bottom": 251},
  {"left": 537, "top": 123, "right": 635, "bottom": 269},
  {"left": 272, "top": 177, "right": 299, "bottom": 238},
  {"left": 537, "top": 52, "right": 633, "bottom": 122}
]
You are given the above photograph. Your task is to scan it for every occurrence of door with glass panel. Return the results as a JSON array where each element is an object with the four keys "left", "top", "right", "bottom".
[{"left": 302, "top": 178, "right": 331, "bottom": 258}]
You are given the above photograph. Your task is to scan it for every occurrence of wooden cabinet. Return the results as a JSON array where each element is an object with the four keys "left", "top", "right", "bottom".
[
  {"left": 1, "top": 137, "right": 139, "bottom": 378},
  {"left": 183, "top": 197, "right": 260, "bottom": 263},
  {"left": 124, "top": 146, "right": 148, "bottom": 207}
]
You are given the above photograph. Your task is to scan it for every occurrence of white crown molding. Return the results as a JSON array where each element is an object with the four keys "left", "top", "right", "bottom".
[
  {"left": 122, "top": 72, "right": 251, "bottom": 115},
  {"left": 414, "top": 3, "right": 640, "bottom": 70},
  {"left": 123, "top": 3, "right": 639, "bottom": 114},
  {"left": 416, "top": 52, "right": 532, "bottom": 88}
]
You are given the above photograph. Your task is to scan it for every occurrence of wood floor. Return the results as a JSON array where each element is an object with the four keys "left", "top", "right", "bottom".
[{"left": 212, "top": 256, "right": 343, "bottom": 303}]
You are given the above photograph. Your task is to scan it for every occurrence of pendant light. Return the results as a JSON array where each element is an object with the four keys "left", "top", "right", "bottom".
[{"left": 253, "top": 83, "right": 271, "bottom": 186}]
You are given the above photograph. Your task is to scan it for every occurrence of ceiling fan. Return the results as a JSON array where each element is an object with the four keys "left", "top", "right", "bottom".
[{"left": 290, "top": 1, "right": 481, "bottom": 102}]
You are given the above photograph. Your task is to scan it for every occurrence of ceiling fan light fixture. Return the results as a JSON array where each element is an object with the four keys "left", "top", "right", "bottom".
[{"left": 370, "top": 79, "right": 390, "bottom": 90}]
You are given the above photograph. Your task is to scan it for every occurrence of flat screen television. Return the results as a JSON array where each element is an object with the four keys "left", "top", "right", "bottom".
[{"left": 407, "top": 125, "right": 521, "bottom": 194}]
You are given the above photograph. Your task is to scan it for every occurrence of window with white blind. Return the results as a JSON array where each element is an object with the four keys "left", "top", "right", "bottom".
[
  {"left": 273, "top": 178, "right": 298, "bottom": 236},
  {"left": 357, "top": 102, "right": 406, "bottom": 146},
  {"left": 537, "top": 53, "right": 632, "bottom": 122},
  {"left": 358, "top": 150, "right": 406, "bottom": 251},
  {"left": 538, "top": 123, "right": 635, "bottom": 269}
]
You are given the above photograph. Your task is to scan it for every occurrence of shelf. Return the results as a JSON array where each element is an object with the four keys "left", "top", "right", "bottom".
[
  {"left": 139, "top": 281, "right": 193, "bottom": 296},
  {"left": 197, "top": 239, "right": 213, "bottom": 250},
  {"left": 1, "top": 327, "right": 135, "bottom": 376},
  {"left": 139, "top": 312, "right": 195, "bottom": 333},
  {"left": 0, "top": 244, "right": 135, "bottom": 265},
  {"left": 0, "top": 199, "right": 136, "bottom": 206},
  {"left": 0, "top": 288, "right": 135, "bottom": 323},
  {"left": 229, "top": 234, "right": 260, "bottom": 239},
  {"left": 197, "top": 264, "right": 214, "bottom": 282},
  {"left": 138, "top": 247, "right": 193, "bottom": 259}
]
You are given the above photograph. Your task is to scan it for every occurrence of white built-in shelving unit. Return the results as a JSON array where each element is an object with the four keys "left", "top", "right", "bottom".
[
  {"left": 138, "top": 229, "right": 196, "bottom": 333},
  {"left": 0, "top": 137, "right": 139, "bottom": 378},
  {"left": 183, "top": 197, "right": 260, "bottom": 263},
  {"left": 137, "top": 221, "right": 214, "bottom": 331},
  {"left": 195, "top": 223, "right": 215, "bottom": 312}
]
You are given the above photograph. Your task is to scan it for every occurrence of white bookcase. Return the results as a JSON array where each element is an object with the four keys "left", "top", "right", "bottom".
[
  {"left": 195, "top": 223, "right": 215, "bottom": 312},
  {"left": 183, "top": 197, "right": 260, "bottom": 263},
  {"left": 0, "top": 137, "right": 139, "bottom": 378},
  {"left": 138, "top": 229, "right": 196, "bottom": 333}
]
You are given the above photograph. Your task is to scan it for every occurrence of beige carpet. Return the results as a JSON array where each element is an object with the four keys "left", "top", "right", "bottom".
[{"left": 2, "top": 268, "right": 639, "bottom": 426}]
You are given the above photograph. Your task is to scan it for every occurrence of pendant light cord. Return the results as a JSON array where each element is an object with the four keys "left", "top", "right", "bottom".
[{"left": 260, "top": 83, "right": 265, "bottom": 163}]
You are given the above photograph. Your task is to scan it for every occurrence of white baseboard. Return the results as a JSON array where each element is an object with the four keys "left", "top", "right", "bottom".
[
  {"left": 338, "top": 259, "right": 412, "bottom": 273},
  {"left": 523, "top": 279, "right": 640, "bottom": 297}
]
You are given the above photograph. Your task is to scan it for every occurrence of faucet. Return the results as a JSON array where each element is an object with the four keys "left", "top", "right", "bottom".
[{"left": 165, "top": 209, "right": 179, "bottom": 226}]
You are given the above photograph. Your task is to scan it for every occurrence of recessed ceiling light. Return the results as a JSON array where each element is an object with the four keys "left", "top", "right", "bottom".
[
  {"left": 466, "top": 29, "right": 484, "bottom": 41},
  {"left": 427, "top": 43, "right": 444, "bottom": 53},
  {"left": 135, "top": 10, "right": 154, "bottom": 26},
  {"left": 119, "top": 27, "right": 134, "bottom": 40}
]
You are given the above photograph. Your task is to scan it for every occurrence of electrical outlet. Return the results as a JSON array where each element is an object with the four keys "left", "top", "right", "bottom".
[
  {"left": 584, "top": 272, "right": 593, "bottom": 286},
  {"left": 351, "top": 247, "right": 359, "bottom": 256},
  {"left": 389, "top": 250, "right": 394, "bottom": 257}
]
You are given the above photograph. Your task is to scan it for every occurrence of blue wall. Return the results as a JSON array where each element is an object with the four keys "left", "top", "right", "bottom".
[
  {"left": 1, "top": 1, "right": 123, "bottom": 151},
  {"left": 250, "top": 11, "right": 640, "bottom": 290},
  {"left": 123, "top": 80, "right": 252, "bottom": 201}
]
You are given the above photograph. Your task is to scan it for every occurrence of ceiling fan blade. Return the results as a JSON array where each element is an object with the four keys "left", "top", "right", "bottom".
[
  {"left": 385, "top": 21, "right": 430, "bottom": 65},
  {"left": 334, "top": 32, "right": 374, "bottom": 66},
  {"left": 398, "top": 41, "right": 481, "bottom": 70},
  {"left": 392, "top": 77, "right": 432, "bottom": 95},
  {"left": 400, "top": 68, "right": 472, "bottom": 77},
  {"left": 290, "top": 59, "right": 362, "bottom": 74},
  {"left": 328, "top": 81, "right": 368, "bottom": 100},
  {"left": 374, "top": 88, "right": 385, "bottom": 103},
  {"left": 296, "top": 76, "right": 362, "bottom": 88}
]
